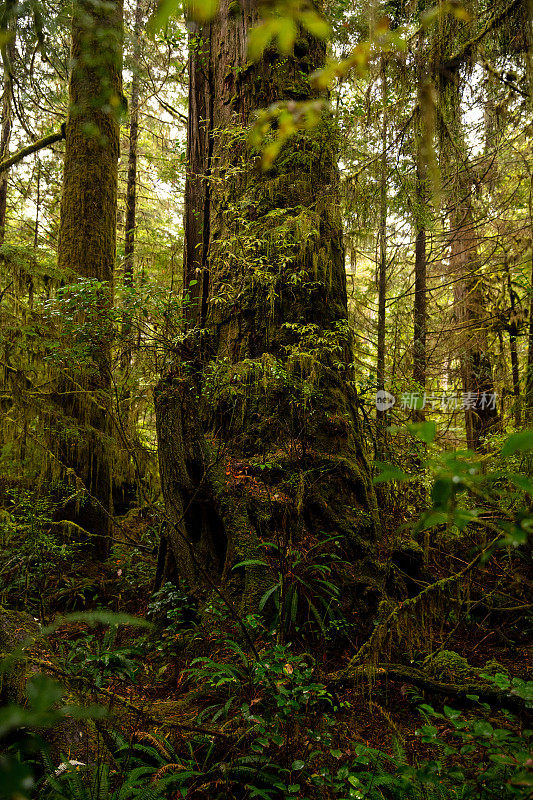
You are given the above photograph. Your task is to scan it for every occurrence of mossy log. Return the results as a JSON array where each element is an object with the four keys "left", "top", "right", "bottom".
[{"left": 328, "top": 662, "right": 529, "bottom": 713}]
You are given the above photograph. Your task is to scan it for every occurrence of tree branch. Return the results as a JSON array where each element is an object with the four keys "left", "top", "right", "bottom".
[
  {"left": 0, "top": 129, "right": 64, "bottom": 174},
  {"left": 442, "top": 0, "right": 522, "bottom": 74}
]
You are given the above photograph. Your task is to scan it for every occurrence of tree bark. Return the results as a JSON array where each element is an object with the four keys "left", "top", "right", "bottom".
[
  {"left": 155, "top": 0, "right": 381, "bottom": 615},
  {"left": 0, "top": 30, "right": 16, "bottom": 246},
  {"left": 441, "top": 64, "right": 499, "bottom": 452},
  {"left": 123, "top": 0, "right": 143, "bottom": 289},
  {"left": 412, "top": 50, "right": 428, "bottom": 424},
  {"left": 376, "top": 57, "right": 388, "bottom": 455},
  {"left": 524, "top": 1, "right": 533, "bottom": 421},
  {"left": 505, "top": 266, "right": 522, "bottom": 427},
  {"left": 449, "top": 190, "right": 499, "bottom": 451},
  {"left": 54, "top": 0, "right": 123, "bottom": 558}
]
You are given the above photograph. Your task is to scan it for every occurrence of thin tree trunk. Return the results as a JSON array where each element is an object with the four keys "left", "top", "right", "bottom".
[
  {"left": 0, "top": 31, "right": 15, "bottom": 246},
  {"left": 526, "top": 175, "right": 533, "bottom": 421},
  {"left": 120, "top": 0, "right": 143, "bottom": 430},
  {"left": 123, "top": 0, "right": 143, "bottom": 289},
  {"left": 509, "top": 327, "right": 521, "bottom": 427},
  {"left": 376, "top": 57, "right": 388, "bottom": 455},
  {"left": 412, "top": 131, "right": 427, "bottom": 423},
  {"left": 412, "top": 33, "right": 429, "bottom": 424},
  {"left": 450, "top": 193, "right": 498, "bottom": 451},
  {"left": 524, "top": 1, "right": 533, "bottom": 420},
  {"left": 182, "top": 16, "right": 212, "bottom": 325}
]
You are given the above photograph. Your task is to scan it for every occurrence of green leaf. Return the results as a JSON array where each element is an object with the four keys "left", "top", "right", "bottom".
[
  {"left": 187, "top": 0, "right": 219, "bottom": 23},
  {"left": 26, "top": 675, "right": 63, "bottom": 712},
  {"left": 233, "top": 559, "right": 269, "bottom": 570},
  {"left": 373, "top": 461, "right": 411, "bottom": 484},
  {"left": 415, "top": 510, "right": 448, "bottom": 531},
  {"left": 473, "top": 720, "right": 493, "bottom": 737},
  {"left": 431, "top": 478, "right": 453, "bottom": 509},
  {"left": 291, "top": 760, "right": 305, "bottom": 771},
  {"left": 147, "top": 0, "right": 180, "bottom": 35},
  {"left": 501, "top": 430, "right": 533, "bottom": 457},
  {"left": 443, "top": 705, "right": 462, "bottom": 720},
  {"left": 508, "top": 474, "right": 533, "bottom": 493},
  {"left": 408, "top": 421, "right": 436, "bottom": 443},
  {"left": 42, "top": 610, "right": 151, "bottom": 637},
  {"left": 248, "top": 20, "right": 277, "bottom": 61},
  {"left": 276, "top": 17, "right": 297, "bottom": 54},
  {"left": 307, "top": 599, "right": 326, "bottom": 636},
  {"left": 259, "top": 584, "right": 280, "bottom": 611},
  {"left": 299, "top": 10, "right": 330, "bottom": 39}
]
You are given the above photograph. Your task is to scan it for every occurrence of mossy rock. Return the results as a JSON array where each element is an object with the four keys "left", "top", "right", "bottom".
[{"left": 426, "top": 650, "right": 477, "bottom": 682}]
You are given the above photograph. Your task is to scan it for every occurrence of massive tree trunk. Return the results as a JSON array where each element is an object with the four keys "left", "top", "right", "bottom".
[
  {"left": 54, "top": 0, "right": 123, "bottom": 558},
  {"left": 155, "top": 0, "right": 381, "bottom": 614}
]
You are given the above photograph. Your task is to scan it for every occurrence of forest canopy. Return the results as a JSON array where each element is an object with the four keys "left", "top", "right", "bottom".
[{"left": 0, "top": 0, "right": 531, "bottom": 799}]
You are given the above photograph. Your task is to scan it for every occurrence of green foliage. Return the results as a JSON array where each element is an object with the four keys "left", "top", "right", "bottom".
[
  {"left": 247, "top": 2, "right": 330, "bottom": 62},
  {"left": 57, "top": 625, "right": 141, "bottom": 688},
  {"left": 38, "top": 742, "right": 178, "bottom": 800},
  {"left": 142, "top": 581, "right": 198, "bottom": 660},
  {"left": 478, "top": 672, "right": 533, "bottom": 708},
  {"left": 376, "top": 428, "right": 533, "bottom": 548},
  {"left": 414, "top": 701, "right": 533, "bottom": 799},
  {"left": 0, "top": 671, "right": 105, "bottom": 800},
  {"left": 234, "top": 536, "right": 346, "bottom": 641},
  {"left": 180, "top": 638, "right": 533, "bottom": 800},
  {"left": 0, "top": 484, "right": 81, "bottom": 613}
]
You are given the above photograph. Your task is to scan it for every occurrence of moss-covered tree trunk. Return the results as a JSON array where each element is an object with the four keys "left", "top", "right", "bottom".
[
  {"left": 155, "top": 0, "right": 381, "bottom": 614},
  {"left": 0, "top": 30, "right": 15, "bottom": 246},
  {"left": 55, "top": 0, "right": 123, "bottom": 558}
]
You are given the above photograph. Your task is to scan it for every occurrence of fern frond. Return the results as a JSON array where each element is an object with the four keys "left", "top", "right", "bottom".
[
  {"left": 130, "top": 731, "right": 171, "bottom": 759},
  {"left": 151, "top": 763, "right": 184, "bottom": 781}
]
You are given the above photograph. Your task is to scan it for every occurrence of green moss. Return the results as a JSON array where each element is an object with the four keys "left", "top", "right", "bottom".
[
  {"left": 481, "top": 658, "right": 507, "bottom": 676},
  {"left": 427, "top": 650, "right": 476, "bottom": 681}
]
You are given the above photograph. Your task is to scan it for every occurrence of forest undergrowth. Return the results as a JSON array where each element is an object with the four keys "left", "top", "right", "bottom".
[{"left": 1, "top": 425, "right": 531, "bottom": 800}]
